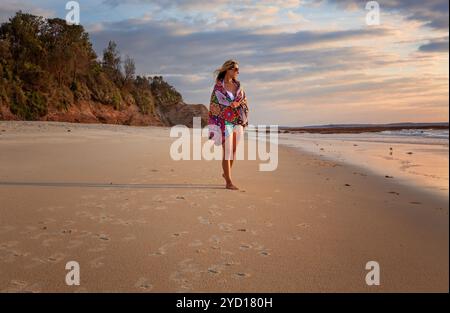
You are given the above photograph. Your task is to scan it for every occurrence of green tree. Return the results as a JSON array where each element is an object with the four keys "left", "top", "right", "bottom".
[
  {"left": 102, "top": 40, "right": 122, "bottom": 84},
  {"left": 123, "top": 55, "right": 135, "bottom": 87}
]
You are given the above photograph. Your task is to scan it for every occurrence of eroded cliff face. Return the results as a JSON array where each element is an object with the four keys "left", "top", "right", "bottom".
[{"left": 0, "top": 99, "right": 208, "bottom": 127}]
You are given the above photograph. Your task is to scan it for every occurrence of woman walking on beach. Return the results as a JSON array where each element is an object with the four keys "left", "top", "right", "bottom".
[{"left": 208, "top": 59, "right": 249, "bottom": 190}]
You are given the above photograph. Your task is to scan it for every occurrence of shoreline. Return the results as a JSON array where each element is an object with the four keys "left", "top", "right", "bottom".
[
  {"left": 0, "top": 121, "right": 448, "bottom": 292},
  {"left": 275, "top": 132, "right": 449, "bottom": 200}
]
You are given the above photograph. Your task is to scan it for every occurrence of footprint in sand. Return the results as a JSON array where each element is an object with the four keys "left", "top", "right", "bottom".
[
  {"left": 122, "top": 234, "right": 137, "bottom": 242},
  {"left": 218, "top": 223, "right": 233, "bottom": 232},
  {"left": 172, "top": 231, "right": 189, "bottom": 238},
  {"left": 208, "top": 235, "right": 222, "bottom": 245},
  {"left": 81, "top": 195, "right": 95, "bottom": 200},
  {"left": 42, "top": 238, "right": 61, "bottom": 247},
  {"left": 62, "top": 220, "right": 76, "bottom": 227},
  {"left": 25, "top": 257, "right": 47, "bottom": 269},
  {"left": 224, "top": 260, "right": 240, "bottom": 267},
  {"left": 0, "top": 241, "right": 19, "bottom": 250},
  {"left": 98, "top": 214, "right": 115, "bottom": 224},
  {"left": 37, "top": 205, "right": 62, "bottom": 212},
  {"left": 150, "top": 242, "right": 178, "bottom": 256},
  {"left": 20, "top": 282, "right": 42, "bottom": 293},
  {"left": 234, "top": 272, "right": 251, "bottom": 279},
  {"left": 0, "top": 225, "right": 16, "bottom": 234},
  {"left": 152, "top": 195, "right": 164, "bottom": 203},
  {"left": 135, "top": 277, "right": 153, "bottom": 290},
  {"left": 75, "top": 211, "right": 93, "bottom": 219},
  {"left": 1, "top": 247, "right": 30, "bottom": 263},
  {"left": 208, "top": 209, "right": 222, "bottom": 217},
  {"left": 74, "top": 287, "right": 89, "bottom": 293},
  {"left": 96, "top": 234, "right": 111, "bottom": 241},
  {"left": 288, "top": 236, "right": 302, "bottom": 241},
  {"left": 30, "top": 232, "right": 49, "bottom": 240},
  {"left": 10, "top": 249, "right": 30, "bottom": 258},
  {"left": 47, "top": 252, "right": 66, "bottom": 263},
  {"left": 89, "top": 256, "right": 105, "bottom": 269},
  {"left": 2, "top": 280, "right": 28, "bottom": 292},
  {"left": 239, "top": 243, "right": 252, "bottom": 250},
  {"left": 66, "top": 240, "right": 83, "bottom": 249},
  {"left": 198, "top": 216, "right": 211, "bottom": 225},
  {"left": 170, "top": 258, "right": 202, "bottom": 291},
  {"left": 88, "top": 244, "right": 108, "bottom": 253},
  {"left": 251, "top": 242, "right": 265, "bottom": 251},
  {"left": 75, "top": 230, "right": 93, "bottom": 239},
  {"left": 207, "top": 266, "right": 223, "bottom": 275},
  {"left": 188, "top": 240, "right": 203, "bottom": 247}
]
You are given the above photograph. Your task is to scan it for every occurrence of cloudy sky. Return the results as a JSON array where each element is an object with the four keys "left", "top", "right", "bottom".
[{"left": 1, "top": 1, "right": 448, "bottom": 126}]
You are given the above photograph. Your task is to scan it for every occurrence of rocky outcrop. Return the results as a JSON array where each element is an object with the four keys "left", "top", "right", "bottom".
[{"left": 156, "top": 102, "right": 208, "bottom": 127}]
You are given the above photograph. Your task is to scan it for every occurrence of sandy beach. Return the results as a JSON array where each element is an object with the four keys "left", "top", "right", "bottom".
[{"left": 0, "top": 121, "right": 448, "bottom": 292}]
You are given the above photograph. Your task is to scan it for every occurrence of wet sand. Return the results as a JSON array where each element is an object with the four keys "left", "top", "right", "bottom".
[
  {"left": 277, "top": 132, "right": 449, "bottom": 197},
  {"left": 0, "top": 121, "right": 448, "bottom": 292}
]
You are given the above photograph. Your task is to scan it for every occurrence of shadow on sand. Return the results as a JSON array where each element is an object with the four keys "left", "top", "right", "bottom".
[{"left": 0, "top": 181, "right": 224, "bottom": 190}]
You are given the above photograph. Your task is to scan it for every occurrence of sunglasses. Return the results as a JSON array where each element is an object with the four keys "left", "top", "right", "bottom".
[{"left": 229, "top": 67, "right": 240, "bottom": 73}]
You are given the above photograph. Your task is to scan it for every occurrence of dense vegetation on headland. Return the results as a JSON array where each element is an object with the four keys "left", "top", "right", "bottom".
[{"left": 0, "top": 12, "right": 207, "bottom": 126}]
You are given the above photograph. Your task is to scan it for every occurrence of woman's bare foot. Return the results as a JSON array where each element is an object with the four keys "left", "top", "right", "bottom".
[
  {"left": 223, "top": 173, "right": 239, "bottom": 190},
  {"left": 226, "top": 183, "right": 239, "bottom": 190}
]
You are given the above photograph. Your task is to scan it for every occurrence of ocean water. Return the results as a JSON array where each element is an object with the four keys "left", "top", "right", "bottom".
[
  {"left": 249, "top": 129, "right": 449, "bottom": 198},
  {"left": 379, "top": 128, "right": 449, "bottom": 140}
]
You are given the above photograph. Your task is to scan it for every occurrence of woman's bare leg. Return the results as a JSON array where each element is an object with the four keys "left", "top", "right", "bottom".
[
  {"left": 222, "top": 137, "right": 238, "bottom": 190},
  {"left": 230, "top": 126, "right": 243, "bottom": 168},
  {"left": 230, "top": 132, "right": 237, "bottom": 168}
]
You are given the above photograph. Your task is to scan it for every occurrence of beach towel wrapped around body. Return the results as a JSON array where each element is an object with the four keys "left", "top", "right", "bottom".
[{"left": 208, "top": 79, "right": 249, "bottom": 146}]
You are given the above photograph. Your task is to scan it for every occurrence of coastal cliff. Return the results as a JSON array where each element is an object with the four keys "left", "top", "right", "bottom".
[{"left": 0, "top": 12, "right": 207, "bottom": 127}]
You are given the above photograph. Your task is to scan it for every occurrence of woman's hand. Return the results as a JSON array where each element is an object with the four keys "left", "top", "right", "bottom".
[{"left": 231, "top": 101, "right": 240, "bottom": 108}]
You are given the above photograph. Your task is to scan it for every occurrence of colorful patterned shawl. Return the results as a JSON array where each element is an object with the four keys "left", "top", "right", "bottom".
[{"left": 208, "top": 79, "right": 249, "bottom": 145}]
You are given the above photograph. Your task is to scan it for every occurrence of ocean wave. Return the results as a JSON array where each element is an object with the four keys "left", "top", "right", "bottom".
[{"left": 379, "top": 129, "right": 449, "bottom": 139}]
